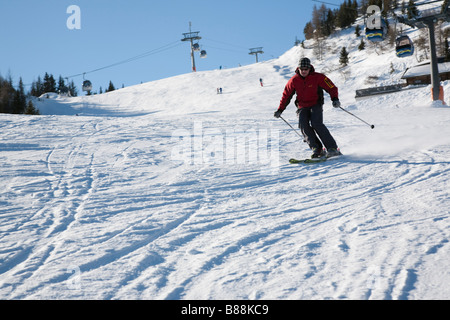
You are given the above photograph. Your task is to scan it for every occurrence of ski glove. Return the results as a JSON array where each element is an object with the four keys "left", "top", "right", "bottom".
[
  {"left": 332, "top": 98, "right": 341, "bottom": 108},
  {"left": 274, "top": 110, "right": 283, "bottom": 118}
]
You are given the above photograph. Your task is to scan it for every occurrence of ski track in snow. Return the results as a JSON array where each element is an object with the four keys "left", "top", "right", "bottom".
[
  {"left": 2, "top": 25, "right": 450, "bottom": 299},
  {"left": 1, "top": 112, "right": 449, "bottom": 300}
]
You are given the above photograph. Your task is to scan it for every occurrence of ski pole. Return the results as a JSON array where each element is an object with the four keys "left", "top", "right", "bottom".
[
  {"left": 338, "top": 106, "right": 375, "bottom": 129},
  {"left": 279, "top": 115, "right": 304, "bottom": 140}
]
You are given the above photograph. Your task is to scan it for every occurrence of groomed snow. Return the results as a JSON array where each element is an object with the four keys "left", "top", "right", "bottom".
[{"left": 1, "top": 21, "right": 450, "bottom": 300}]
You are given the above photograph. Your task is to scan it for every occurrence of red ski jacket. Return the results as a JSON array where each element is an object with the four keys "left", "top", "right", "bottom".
[{"left": 278, "top": 65, "right": 338, "bottom": 111}]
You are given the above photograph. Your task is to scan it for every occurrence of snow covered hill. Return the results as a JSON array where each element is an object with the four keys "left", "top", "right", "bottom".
[{"left": 1, "top": 20, "right": 450, "bottom": 300}]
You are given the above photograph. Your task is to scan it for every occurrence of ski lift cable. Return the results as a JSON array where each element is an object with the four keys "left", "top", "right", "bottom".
[
  {"left": 311, "top": 0, "right": 358, "bottom": 11},
  {"left": 311, "top": 0, "right": 340, "bottom": 7},
  {"left": 202, "top": 37, "right": 250, "bottom": 51},
  {"left": 313, "top": 0, "right": 445, "bottom": 15},
  {"left": 202, "top": 44, "right": 247, "bottom": 54},
  {"left": 203, "top": 37, "right": 279, "bottom": 60},
  {"left": 65, "top": 40, "right": 183, "bottom": 79}
]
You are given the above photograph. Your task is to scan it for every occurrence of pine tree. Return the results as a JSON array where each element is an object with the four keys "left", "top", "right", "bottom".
[
  {"left": 43, "top": 73, "right": 50, "bottom": 92},
  {"left": 368, "top": 0, "right": 382, "bottom": 8},
  {"left": 355, "top": 25, "right": 361, "bottom": 37},
  {"left": 303, "top": 21, "right": 314, "bottom": 40},
  {"left": 57, "top": 76, "right": 67, "bottom": 94},
  {"left": 25, "top": 100, "right": 40, "bottom": 115},
  {"left": 48, "top": 74, "right": 56, "bottom": 92},
  {"left": 339, "top": 47, "right": 349, "bottom": 66},
  {"left": 13, "top": 78, "right": 27, "bottom": 114},
  {"left": 0, "top": 76, "right": 32, "bottom": 114},
  {"left": 0, "top": 76, "right": 15, "bottom": 113},
  {"left": 106, "top": 81, "right": 115, "bottom": 92},
  {"left": 337, "top": 0, "right": 357, "bottom": 28},
  {"left": 444, "top": 38, "right": 450, "bottom": 62},
  {"left": 68, "top": 80, "right": 78, "bottom": 97},
  {"left": 351, "top": 0, "right": 359, "bottom": 21},
  {"left": 358, "top": 38, "right": 366, "bottom": 50},
  {"left": 324, "top": 8, "right": 336, "bottom": 37},
  {"left": 31, "top": 75, "right": 44, "bottom": 97},
  {"left": 407, "top": 0, "right": 419, "bottom": 19},
  {"left": 401, "top": 0, "right": 406, "bottom": 14},
  {"left": 43, "top": 73, "right": 56, "bottom": 93}
]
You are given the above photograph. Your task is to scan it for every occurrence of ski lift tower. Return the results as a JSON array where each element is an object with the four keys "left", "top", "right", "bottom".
[
  {"left": 249, "top": 47, "right": 264, "bottom": 63},
  {"left": 397, "top": 1, "right": 450, "bottom": 101},
  {"left": 181, "top": 22, "right": 202, "bottom": 72}
]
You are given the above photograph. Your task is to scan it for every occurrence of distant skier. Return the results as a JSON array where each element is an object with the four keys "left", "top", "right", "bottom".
[
  {"left": 274, "top": 57, "right": 342, "bottom": 158},
  {"left": 260, "top": 78, "right": 264, "bottom": 87}
]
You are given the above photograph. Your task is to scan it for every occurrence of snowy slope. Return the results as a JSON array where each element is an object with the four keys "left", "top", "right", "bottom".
[{"left": 1, "top": 20, "right": 450, "bottom": 300}]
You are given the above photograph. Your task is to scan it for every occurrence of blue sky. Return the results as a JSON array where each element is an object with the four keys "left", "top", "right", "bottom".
[{"left": 0, "top": 0, "right": 323, "bottom": 94}]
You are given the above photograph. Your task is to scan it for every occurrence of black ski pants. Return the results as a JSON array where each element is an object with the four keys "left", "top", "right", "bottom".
[{"left": 298, "top": 103, "right": 337, "bottom": 152}]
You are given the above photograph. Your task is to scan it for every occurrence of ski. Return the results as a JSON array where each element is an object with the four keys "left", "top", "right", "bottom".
[
  {"left": 289, "top": 155, "right": 343, "bottom": 164},
  {"left": 289, "top": 157, "right": 325, "bottom": 164}
]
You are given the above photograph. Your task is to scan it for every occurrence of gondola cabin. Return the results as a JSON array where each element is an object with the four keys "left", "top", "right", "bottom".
[
  {"left": 200, "top": 50, "right": 207, "bottom": 58},
  {"left": 365, "top": 19, "right": 387, "bottom": 42},
  {"left": 192, "top": 43, "right": 200, "bottom": 51},
  {"left": 82, "top": 80, "right": 92, "bottom": 92},
  {"left": 395, "top": 35, "right": 414, "bottom": 58}
]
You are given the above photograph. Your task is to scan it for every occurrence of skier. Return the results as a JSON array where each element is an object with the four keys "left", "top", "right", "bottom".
[
  {"left": 274, "top": 57, "right": 342, "bottom": 158},
  {"left": 260, "top": 78, "right": 264, "bottom": 87}
]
